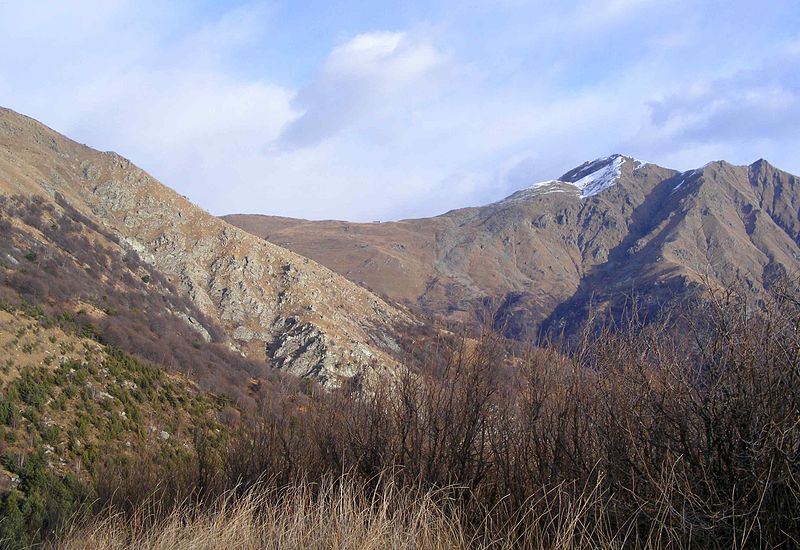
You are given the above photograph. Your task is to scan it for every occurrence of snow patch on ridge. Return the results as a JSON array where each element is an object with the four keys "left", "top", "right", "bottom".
[
  {"left": 528, "top": 180, "right": 565, "bottom": 192},
  {"left": 671, "top": 169, "right": 697, "bottom": 193},
  {"left": 526, "top": 154, "right": 629, "bottom": 198},
  {"left": 569, "top": 155, "right": 625, "bottom": 198},
  {"left": 497, "top": 181, "right": 579, "bottom": 204}
]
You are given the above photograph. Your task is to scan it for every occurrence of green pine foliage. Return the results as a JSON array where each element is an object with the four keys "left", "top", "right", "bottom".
[{"left": 0, "top": 305, "right": 225, "bottom": 548}]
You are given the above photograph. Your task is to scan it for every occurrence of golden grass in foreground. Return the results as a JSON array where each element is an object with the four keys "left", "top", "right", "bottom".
[
  {"left": 56, "top": 476, "right": 646, "bottom": 550},
  {"left": 56, "top": 479, "right": 464, "bottom": 550}
]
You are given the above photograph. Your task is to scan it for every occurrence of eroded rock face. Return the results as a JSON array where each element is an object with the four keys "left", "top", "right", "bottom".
[
  {"left": 0, "top": 106, "right": 415, "bottom": 388},
  {"left": 267, "top": 318, "right": 340, "bottom": 382}
]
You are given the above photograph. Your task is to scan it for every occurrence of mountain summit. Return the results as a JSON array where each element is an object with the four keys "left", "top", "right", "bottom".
[
  {"left": 227, "top": 155, "right": 800, "bottom": 338},
  {"left": 501, "top": 154, "right": 647, "bottom": 203}
]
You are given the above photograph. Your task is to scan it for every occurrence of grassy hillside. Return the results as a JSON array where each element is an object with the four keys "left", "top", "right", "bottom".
[
  {"left": 0, "top": 106, "right": 415, "bottom": 388},
  {"left": 0, "top": 194, "right": 278, "bottom": 406}
]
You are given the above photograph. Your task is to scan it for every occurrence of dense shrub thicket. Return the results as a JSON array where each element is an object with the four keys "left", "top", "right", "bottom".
[
  {"left": 79, "top": 282, "right": 800, "bottom": 549},
  {"left": 0, "top": 302, "right": 231, "bottom": 548}
]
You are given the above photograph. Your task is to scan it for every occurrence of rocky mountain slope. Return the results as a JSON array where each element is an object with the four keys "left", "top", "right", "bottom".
[
  {"left": 0, "top": 107, "right": 414, "bottom": 388},
  {"left": 226, "top": 155, "right": 800, "bottom": 339}
]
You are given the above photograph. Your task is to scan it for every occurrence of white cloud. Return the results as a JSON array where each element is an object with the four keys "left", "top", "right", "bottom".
[
  {"left": 637, "top": 42, "right": 800, "bottom": 169},
  {"left": 278, "top": 31, "right": 445, "bottom": 148},
  {"left": 0, "top": 1, "right": 298, "bottom": 214},
  {"left": 571, "top": 0, "right": 666, "bottom": 28}
]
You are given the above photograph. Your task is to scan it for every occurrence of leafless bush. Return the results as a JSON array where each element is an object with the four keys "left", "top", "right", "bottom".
[{"left": 188, "top": 279, "right": 799, "bottom": 547}]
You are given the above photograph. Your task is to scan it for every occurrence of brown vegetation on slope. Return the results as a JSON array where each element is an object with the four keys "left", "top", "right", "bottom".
[
  {"left": 55, "top": 281, "right": 800, "bottom": 549},
  {"left": 0, "top": 106, "right": 415, "bottom": 387},
  {"left": 0, "top": 194, "right": 275, "bottom": 406}
]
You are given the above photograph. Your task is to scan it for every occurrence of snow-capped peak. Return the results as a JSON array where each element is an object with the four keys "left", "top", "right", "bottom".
[
  {"left": 498, "top": 154, "right": 643, "bottom": 205},
  {"left": 547, "top": 154, "right": 632, "bottom": 198}
]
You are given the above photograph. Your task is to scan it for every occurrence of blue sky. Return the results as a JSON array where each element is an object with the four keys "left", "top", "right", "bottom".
[{"left": 1, "top": 1, "right": 798, "bottom": 221}]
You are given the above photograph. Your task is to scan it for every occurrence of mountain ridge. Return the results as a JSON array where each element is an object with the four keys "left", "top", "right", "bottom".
[
  {"left": 226, "top": 154, "right": 800, "bottom": 339},
  {"left": 0, "top": 106, "right": 416, "bottom": 388}
]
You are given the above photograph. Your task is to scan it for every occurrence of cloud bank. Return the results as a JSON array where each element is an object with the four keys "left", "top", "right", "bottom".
[{"left": 1, "top": 0, "right": 798, "bottom": 220}]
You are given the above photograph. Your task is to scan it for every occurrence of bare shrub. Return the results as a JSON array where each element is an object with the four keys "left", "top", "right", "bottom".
[{"left": 193, "top": 280, "right": 800, "bottom": 548}]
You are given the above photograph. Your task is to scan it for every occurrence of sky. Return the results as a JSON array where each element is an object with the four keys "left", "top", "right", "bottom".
[{"left": 1, "top": 1, "right": 798, "bottom": 221}]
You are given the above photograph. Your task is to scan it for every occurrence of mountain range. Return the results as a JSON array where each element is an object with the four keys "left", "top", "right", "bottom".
[
  {"left": 2, "top": 104, "right": 799, "bottom": 544},
  {"left": 226, "top": 154, "right": 800, "bottom": 339},
  {"left": 2, "top": 104, "right": 799, "bottom": 392}
]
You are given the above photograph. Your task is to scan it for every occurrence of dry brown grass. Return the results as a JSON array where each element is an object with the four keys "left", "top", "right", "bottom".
[
  {"left": 54, "top": 473, "right": 730, "bottom": 550},
  {"left": 57, "top": 478, "right": 467, "bottom": 550}
]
